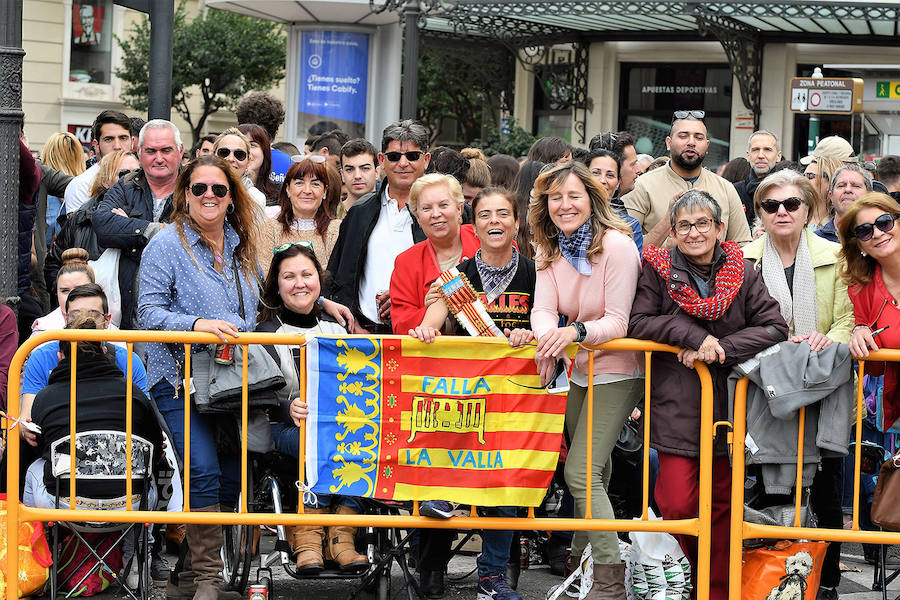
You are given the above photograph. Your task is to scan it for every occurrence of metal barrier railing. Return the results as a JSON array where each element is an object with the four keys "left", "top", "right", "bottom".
[
  {"left": 728, "top": 348, "right": 900, "bottom": 599},
  {"left": 5, "top": 330, "right": 716, "bottom": 600}
]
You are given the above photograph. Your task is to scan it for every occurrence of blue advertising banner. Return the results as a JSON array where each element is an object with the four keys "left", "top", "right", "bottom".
[{"left": 299, "top": 30, "right": 369, "bottom": 126}]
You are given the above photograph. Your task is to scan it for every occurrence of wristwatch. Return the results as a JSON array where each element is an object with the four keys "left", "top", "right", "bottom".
[
  {"left": 316, "top": 296, "right": 325, "bottom": 308},
  {"left": 571, "top": 321, "right": 587, "bottom": 343}
]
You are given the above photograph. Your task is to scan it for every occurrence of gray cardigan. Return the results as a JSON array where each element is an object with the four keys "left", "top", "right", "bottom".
[{"left": 727, "top": 340, "right": 853, "bottom": 494}]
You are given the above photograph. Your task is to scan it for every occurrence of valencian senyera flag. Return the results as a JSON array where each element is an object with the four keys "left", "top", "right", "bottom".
[{"left": 304, "top": 335, "right": 571, "bottom": 507}]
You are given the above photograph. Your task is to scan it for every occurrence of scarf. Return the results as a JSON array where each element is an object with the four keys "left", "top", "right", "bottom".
[
  {"left": 290, "top": 218, "right": 316, "bottom": 231},
  {"left": 558, "top": 221, "right": 592, "bottom": 276},
  {"left": 475, "top": 248, "right": 519, "bottom": 304},
  {"left": 643, "top": 241, "right": 745, "bottom": 321},
  {"left": 760, "top": 233, "right": 818, "bottom": 337}
]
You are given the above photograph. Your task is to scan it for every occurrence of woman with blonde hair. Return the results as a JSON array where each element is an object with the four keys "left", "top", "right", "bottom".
[
  {"left": 528, "top": 160, "right": 641, "bottom": 596},
  {"left": 803, "top": 155, "right": 843, "bottom": 229},
  {"left": 213, "top": 127, "right": 267, "bottom": 209},
  {"left": 34, "top": 132, "right": 87, "bottom": 309}
]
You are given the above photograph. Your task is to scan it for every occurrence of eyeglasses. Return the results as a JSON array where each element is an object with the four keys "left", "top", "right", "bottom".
[
  {"left": 804, "top": 171, "right": 829, "bottom": 180},
  {"left": 274, "top": 240, "right": 314, "bottom": 253},
  {"left": 216, "top": 147, "right": 248, "bottom": 161},
  {"left": 854, "top": 213, "right": 897, "bottom": 242},
  {"left": 760, "top": 197, "right": 803, "bottom": 214},
  {"left": 674, "top": 218, "right": 714, "bottom": 236},
  {"left": 384, "top": 151, "right": 423, "bottom": 163},
  {"left": 118, "top": 168, "right": 134, "bottom": 179},
  {"left": 190, "top": 182, "right": 230, "bottom": 198},
  {"left": 673, "top": 110, "right": 706, "bottom": 121},
  {"left": 290, "top": 154, "right": 326, "bottom": 164}
]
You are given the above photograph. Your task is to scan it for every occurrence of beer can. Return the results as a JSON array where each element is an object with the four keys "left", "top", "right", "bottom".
[
  {"left": 215, "top": 343, "right": 235, "bottom": 365},
  {"left": 248, "top": 584, "right": 267, "bottom": 600},
  {"left": 520, "top": 537, "right": 530, "bottom": 569}
]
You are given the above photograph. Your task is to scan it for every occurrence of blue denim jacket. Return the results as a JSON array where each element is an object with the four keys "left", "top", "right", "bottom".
[{"left": 137, "top": 221, "right": 260, "bottom": 389}]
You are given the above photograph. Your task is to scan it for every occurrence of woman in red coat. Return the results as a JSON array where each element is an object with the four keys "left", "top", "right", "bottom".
[{"left": 390, "top": 173, "right": 480, "bottom": 333}]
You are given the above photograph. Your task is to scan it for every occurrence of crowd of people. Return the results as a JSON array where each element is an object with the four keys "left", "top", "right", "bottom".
[{"left": 6, "top": 92, "right": 900, "bottom": 600}]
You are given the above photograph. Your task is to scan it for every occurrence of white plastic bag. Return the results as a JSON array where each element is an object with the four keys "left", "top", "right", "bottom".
[
  {"left": 546, "top": 544, "right": 593, "bottom": 600},
  {"left": 628, "top": 510, "right": 692, "bottom": 600},
  {"left": 88, "top": 248, "right": 122, "bottom": 327}
]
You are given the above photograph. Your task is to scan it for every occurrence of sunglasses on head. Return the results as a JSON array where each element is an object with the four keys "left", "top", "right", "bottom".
[
  {"left": 854, "top": 213, "right": 897, "bottom": 242},
  {"left": 274, "top": 240, "right": 314, "bottom": 253},
  {"left": 760, "top": 197, "right": 803, "bottom": 214},
  {"left": 216, "top": 147, "right": 248, "bottom": 161},
  {"left": 673, "top": 110, "right": 705, "bottom": 121},
  {"left": 384, "top": 150, "right": 423, "bottom": 163},
  {"left": 290, "top": 154, "right": 326, "bottom": 164},
  {"left": 190, "top": 182, "right": 230, "bottom": 198}
]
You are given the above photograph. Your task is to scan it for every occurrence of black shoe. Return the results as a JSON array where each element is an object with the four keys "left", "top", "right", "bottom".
[
  {"left": 151, "top": 552, "right": 172, "bottom": 581},
  {"left": 816, "top": 587, "right": 838, "bottom": 600},
  {"left": 505, "top": 561, "right": 520, "bottom": 590},
  {"left": 420, "top": 569, "right": 445, "bottom": 599}
]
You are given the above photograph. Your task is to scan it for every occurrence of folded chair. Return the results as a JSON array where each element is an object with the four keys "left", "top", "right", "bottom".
[{"left": 47, "top": 430, "right": 154, "bottom": 600}]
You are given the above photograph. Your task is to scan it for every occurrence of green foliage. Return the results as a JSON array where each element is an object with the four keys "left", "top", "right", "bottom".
[
  {"left": 472, "top": 118, "right": 537, "bottom": 158},
  {"left": 116, "top": 6, "right": 285, "bottom": 143}
]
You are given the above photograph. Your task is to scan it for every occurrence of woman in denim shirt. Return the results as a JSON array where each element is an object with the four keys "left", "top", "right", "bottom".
[{"left": 138, "top": 155, "right": 260, "bottom": 600}]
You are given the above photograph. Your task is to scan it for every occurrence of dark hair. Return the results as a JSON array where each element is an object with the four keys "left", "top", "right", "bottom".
[
  {"left": 277, "top": 159, "right": 337, "bottom": 238},
  {"left": 381, "top": 119, "right": 429, "bottom": 153},
  {"left": 308, "top": 129, "right": 349, "bottom": 156},
  {"left": 92, "top": 110, "right": 131, "bottom": 142},
  {"left": 308, "top": 121, "right": 339, "bottom": 137},
  {"left": 571, "top": 147, "right": 590, "bottom": 163},
  {"left": 191, "top": 134, "right": 216, "bottom": 156},
  {"left": 272, "top": 141, "right": 300, "bottom": 156},
  {"left": 427, "top": 147, "right": 469, "bottom": 184},
  {"left": 771, "top": 160, "right": 804, "bottom": 175},
  {"left": 485, "top": 154, "right": 519, "bottom": 190},
  {"left": 876, "top": 155, "right": 900, "bottom": 188},
  {"left": 237, "top": 123, "right": 278, "bottom": 201},
  {"left": 511, "top": 160, "right": 545, "bottom": 259},
  {"left": 583, "top": 149, "right": 622, "bottom": 174},
  {"left": 720, "top": 157, "right": 751, "bottom": 183},
  {"left": 129, "top": 116, "right": 146, "bottom": 138},
  {"left": 340, "top": 138, "right": 378, "bottom": 166},
  {"left": 527, "top": 137, "right": 570, "bottom": 164},
  {"left": 235, "top": 92, "right": 285, "bottom": 141},
  {"left": 588, "top": 131, "right": 635, "bottom": 157},
  {"left": 471, "top": 186, "right": 518, "bottom": 220},
  {"left": 258, "top": 243, "right": 325, "bottom": 324},
  {"left": 59, "top": 313, "right": 107, "bottom": 360},
  {"left": 65, "top": 282, "right": 109, "bottom": 314},
  {"left": 58, "top": 248, "right": 95, "bottom": 287}
]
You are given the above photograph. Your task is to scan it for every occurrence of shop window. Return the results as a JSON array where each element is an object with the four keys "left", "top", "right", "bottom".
[{"left": 69, "top": 0, "right": 113, "bottom": 84}]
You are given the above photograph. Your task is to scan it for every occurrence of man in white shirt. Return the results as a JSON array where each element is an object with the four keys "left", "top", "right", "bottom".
[
  {"left": 63, "top": 110, "right": 133, "bottom": 214},
  {"left": 326, "top": 120, "right": 431, "bottom": 333}
]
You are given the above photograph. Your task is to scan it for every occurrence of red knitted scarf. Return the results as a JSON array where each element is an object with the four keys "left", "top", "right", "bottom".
[{"left": 642, "top": 241, "right": 745, "bottom": 321}]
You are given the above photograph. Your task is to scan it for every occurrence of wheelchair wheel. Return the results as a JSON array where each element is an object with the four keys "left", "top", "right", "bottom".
[{"left": 222, "top": 460, "right": 256, "bottom": 593}]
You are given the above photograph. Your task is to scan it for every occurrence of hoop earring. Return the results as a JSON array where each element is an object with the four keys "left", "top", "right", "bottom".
[{"left": 226, "top": 203, "right": 235, "bottom": 214}]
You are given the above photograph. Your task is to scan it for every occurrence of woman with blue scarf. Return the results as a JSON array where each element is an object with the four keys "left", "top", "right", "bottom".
[{"left": 528, "top": 161, "right": 642, "bottom": 598}]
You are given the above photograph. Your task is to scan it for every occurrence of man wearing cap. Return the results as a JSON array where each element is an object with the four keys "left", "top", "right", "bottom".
[
  {"left": 734, "top": 130, "right": 782, "bottom": 226},
  {"left": 622, "top": 111, "right": 751, "bottom": 247},
  {"left": 816, "top": 163, "right": 873, "bottom": 243}
]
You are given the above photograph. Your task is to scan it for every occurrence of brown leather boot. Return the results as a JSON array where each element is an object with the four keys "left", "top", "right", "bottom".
[
  {"left": 291, "top": 507, "right": 328, "bottom": 574},
  {"left": 325, "top": 505, "right": 369, "bottom": 572},
  {"left": 585, "top": 563, "right": 627, "bottom": 600},
  {"left": 185, "top": 505, "right": 242, "bottom": 600}
]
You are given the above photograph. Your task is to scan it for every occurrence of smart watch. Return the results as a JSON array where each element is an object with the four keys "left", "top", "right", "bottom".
[{"left": 572, "top": 321, "right": 587, "bottom": 343}]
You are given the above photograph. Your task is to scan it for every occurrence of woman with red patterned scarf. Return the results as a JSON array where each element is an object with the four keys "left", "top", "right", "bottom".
[{"left": 628, "top": 189, "right": 787, "bottom": 600}]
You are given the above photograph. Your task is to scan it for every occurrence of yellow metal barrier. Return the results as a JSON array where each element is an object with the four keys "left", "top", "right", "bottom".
[
  {"left": 5, "top": 331, "right": 716, "bottom": 600},
  {"left": 728, "top": 349, "right": 900, "bottom": 599}
]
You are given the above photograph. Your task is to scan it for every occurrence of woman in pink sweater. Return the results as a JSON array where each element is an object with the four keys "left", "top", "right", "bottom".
[{"left": 528, "top": 161, "right": 641, "bottom": 597}]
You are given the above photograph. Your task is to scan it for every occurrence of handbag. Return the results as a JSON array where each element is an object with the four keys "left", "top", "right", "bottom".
[
  {"left": 0, "top": 495, "right": 53, "bottom": 598},
  {"left": 872, "top": 452, "right": 900, "bottom": 529},
  {"left": 741, "top": 540, "right": 828, "bottom": 600}
]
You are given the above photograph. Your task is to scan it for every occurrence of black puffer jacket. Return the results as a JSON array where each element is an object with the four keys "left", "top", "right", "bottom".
[{"left": 45, "top": 192, "right": 107, "bottom": 307}]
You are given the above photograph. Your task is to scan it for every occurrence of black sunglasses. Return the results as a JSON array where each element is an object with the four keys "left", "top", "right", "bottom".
[
  {"left": 118, "top": 168, "right": 134, "bottom": 179},
  {"left": 190, "top": 182, "right": 230, "bottom": 198},
  {"left": 854, "top": 213, "right": 897, "bottom": 242},
  {"left": 673, "top": 110, "right": 705, "bottom": 121},
  {"left": 760, "top": 197, "right": 803, "bottom": 214},
  {"left": 216, "top": 147, "right": 248, "bottom": 162},
  {"left": 384, "top": 150, "right": 423, "bottom": 163}
]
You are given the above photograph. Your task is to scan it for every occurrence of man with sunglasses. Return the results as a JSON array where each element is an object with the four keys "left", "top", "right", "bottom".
[
  {"left": 92, "top": 119, "right": 183, "bottom": 329},
  {"left": 326, "top": 120, "right": 431, "bottom": 333},
  {"left": 623, "top": 110, "right": 751, "bottom": 248},
  {"left": 816, "top": 164, "right": 873, "bottom": 244}
]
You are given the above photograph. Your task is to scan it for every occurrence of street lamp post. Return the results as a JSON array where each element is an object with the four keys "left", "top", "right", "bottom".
[{"left": 0, "top": 0, "right": 24, "bottom": 307}]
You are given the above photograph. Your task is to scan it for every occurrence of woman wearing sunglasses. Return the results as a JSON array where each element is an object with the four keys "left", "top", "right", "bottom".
[
  {"left": 137, "top": 155, "right": 261, "bottom": 600},
  {"left": 213, "top": 128, "right": 267, "bottom": 209},
  {"left": 740, "top": 169, "right": 853, "bottom": 596},
  {"left": 257, "top": 156, "right": 342, "bottom": 274},
  {"left": 254, "top": 241, "right": 369, "bottom": 574}
]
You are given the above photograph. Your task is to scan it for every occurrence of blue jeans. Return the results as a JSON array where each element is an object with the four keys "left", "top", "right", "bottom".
[
  {"left": 478, "top": 506, "right": 516, "bottom": 577},
  {"left": 270, "top": 421, "right": 361, "bottom": 512},
  {"left": 151, "top": 381, "right": 239, "bottom": 509}
]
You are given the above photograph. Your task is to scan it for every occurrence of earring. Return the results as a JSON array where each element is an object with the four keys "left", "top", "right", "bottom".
[
  {"left": 226, "top": 203, "right": 235, "bottom": 214},
  {"left": 861, "top": 250, "right": 867, "bottom": 257}
]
